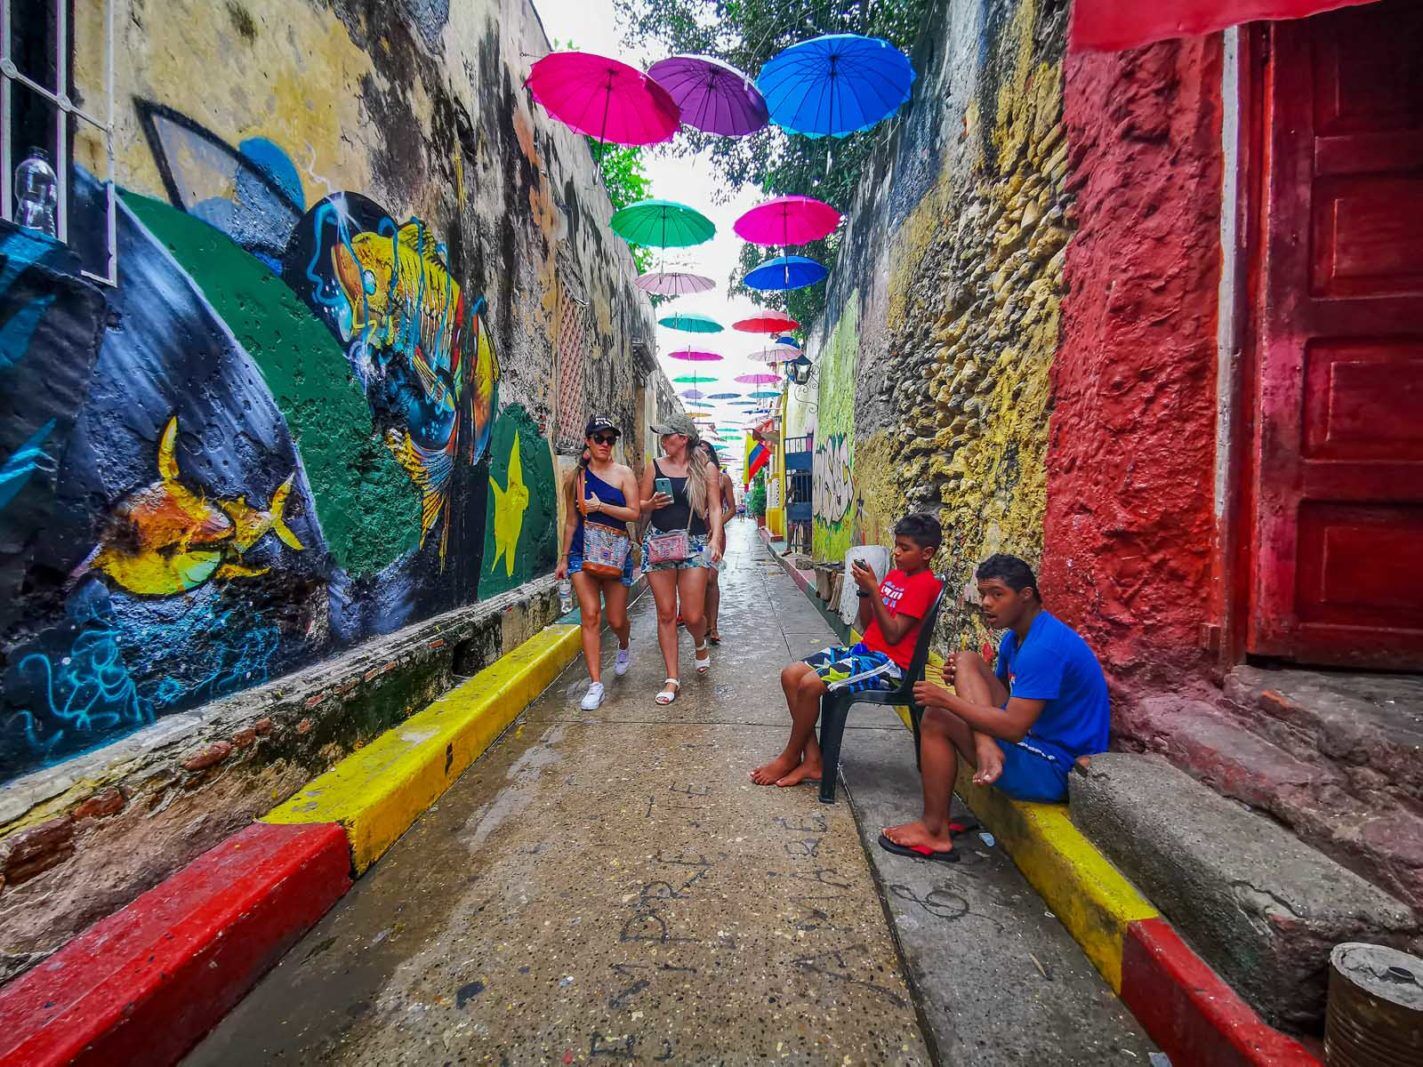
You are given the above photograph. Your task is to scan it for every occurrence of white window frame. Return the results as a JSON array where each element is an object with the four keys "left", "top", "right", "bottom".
[{"left": 0, "top": 0, "right": 116, "bottom": 285}]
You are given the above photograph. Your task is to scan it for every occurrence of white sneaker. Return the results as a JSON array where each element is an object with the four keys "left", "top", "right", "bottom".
[
  {"left": 580, "top": 682, "right": 605, "bottom": 711},
  {"left": 614, "top": 648, "right": 632, "bottom": 677}
]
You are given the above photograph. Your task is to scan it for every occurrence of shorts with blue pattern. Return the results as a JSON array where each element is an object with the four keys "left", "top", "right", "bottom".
[{"left": 800, "top": 643, "right": 902, "bottom": 694}]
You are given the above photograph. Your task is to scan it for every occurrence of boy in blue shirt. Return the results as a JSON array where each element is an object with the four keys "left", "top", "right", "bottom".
[{"left": 879, "top": 554, "right": 1110, "bottom": 863}]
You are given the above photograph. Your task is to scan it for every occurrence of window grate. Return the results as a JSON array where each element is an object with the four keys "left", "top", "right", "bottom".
[
  {"left": 553, "top": 284, "right": 590, "bottom": 453},
  {"left": 1, "top": 0, "right": 116, "bottom": 285}
]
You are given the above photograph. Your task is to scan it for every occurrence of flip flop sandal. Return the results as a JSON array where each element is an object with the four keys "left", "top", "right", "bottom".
[
  {"left": 655, "top": 679, "right": 680, "bottom": 706},
  {"left": 948, "top": 818, "right": 980, "bottom": 837},
  {"left": 707, "top": 631, "right": 721, "bottom": 645},
  {"left": 877, "top": 832, "right": 960, "bottom": 864}
]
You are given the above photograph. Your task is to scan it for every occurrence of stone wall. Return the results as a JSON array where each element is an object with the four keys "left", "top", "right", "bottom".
[
  {"left": 0, "top": 0, "right": 658, "bottom": 979},
  {"left": 807, "top": 0, "right": 1071, "bottom": 648}
]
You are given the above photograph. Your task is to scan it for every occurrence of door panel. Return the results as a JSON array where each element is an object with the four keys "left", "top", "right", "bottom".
[{"left": 1252, "top": 0, "right": 1423, "bottom": 666}]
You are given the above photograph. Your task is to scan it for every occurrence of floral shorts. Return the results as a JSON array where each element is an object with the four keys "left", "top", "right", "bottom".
[{"left": 641, "top": 532, "right": 711, "bottom": 572}]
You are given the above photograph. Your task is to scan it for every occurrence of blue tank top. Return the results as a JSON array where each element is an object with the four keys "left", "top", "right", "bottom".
[{"left": 571, "top": 466, "right": 628, "bottom": 556}]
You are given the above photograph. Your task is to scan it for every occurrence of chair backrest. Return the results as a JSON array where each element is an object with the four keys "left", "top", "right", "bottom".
[{"left": 902, "top": 573, "right": 950, "bottom": 684}]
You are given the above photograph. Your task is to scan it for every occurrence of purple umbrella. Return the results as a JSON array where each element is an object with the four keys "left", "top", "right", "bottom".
[{"left": 648, "top": 55, "right": 769, "bottom": 137}]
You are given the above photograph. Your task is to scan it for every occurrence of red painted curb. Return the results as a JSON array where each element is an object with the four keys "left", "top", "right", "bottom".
[
  {"left": 0, "top": 821, "right": 352, "bottom": 1066},
  {"left": 1121, "top": 917, "right": 1320, "bottom": 1067}
]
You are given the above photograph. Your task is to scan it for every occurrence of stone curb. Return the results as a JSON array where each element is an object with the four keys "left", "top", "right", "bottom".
[
  {"left": 0, "top": 621, "right": 584, "bottom": 1065},
  {"left": 760, "top": 536, "right": 1320, "bottom": 1066}
]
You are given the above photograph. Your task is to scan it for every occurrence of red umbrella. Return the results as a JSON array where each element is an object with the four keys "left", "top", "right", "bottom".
[
  {"left": 734, "top": 195, "right": 841, "bottom": 247},
  {"left": 733, "top": 312, "right": 800, "bottom": 334},
  {"left": 525, "top": 52, "right": 680, "bottom": 159}
]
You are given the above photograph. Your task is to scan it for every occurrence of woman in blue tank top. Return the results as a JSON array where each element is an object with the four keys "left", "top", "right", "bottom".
[{"left": 556, "top": 416, "right": 641, "bottom": 711}]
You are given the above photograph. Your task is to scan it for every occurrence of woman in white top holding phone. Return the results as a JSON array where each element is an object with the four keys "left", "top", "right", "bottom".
[{"left": 638, "top": 413, "right": 724, "bottom": 706}]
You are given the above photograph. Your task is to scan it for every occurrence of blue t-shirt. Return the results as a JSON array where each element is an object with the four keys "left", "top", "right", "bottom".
[{"left": 995, "top": 611, "right": 1110, "bottom": 766}]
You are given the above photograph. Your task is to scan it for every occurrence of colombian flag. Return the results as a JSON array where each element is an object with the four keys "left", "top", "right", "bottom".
[{"left": 745, "top": 440, "right": 770, "bottom": 485}]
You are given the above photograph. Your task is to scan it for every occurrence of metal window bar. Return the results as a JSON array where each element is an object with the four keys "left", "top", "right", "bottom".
[{"left": 0, "top": 0, "right": 116, "bottom": 285}]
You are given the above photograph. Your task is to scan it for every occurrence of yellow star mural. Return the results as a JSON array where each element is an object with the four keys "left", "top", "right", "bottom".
[{"left": 489, "top": 431, "right": 530, "bottom": 578}]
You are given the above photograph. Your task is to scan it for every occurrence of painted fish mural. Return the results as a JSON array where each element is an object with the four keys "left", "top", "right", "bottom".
[
  {"left": 78, "top": 415, "right": 304, "bottom": 596},
  {"left": 295, "top": 197, "right": 499, "bottom": 566}
]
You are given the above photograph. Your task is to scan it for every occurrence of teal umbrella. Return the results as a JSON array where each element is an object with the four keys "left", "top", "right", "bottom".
[
  {"left": 749, "top": 390, "right": 780, "bottom": 399},
  {"left": 658, "top": 311, "right": 724, "bottom": 334},
  {"left": 610, "top": 198, "right": 715, "bottom": 248},
  {"left": 673, "top": 374, "right": 717, "bottom": 383}
]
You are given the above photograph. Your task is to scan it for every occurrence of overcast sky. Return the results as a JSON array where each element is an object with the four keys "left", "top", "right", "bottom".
[{"left": 532, "top": 0, "right": 792, "bottom": 472}]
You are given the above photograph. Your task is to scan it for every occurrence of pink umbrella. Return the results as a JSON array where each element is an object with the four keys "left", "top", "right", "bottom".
[
  {"left": 636, "top": 270, "right": 716, "bottom": 296},
  {"left": 734, "top": 195, "right": 841, "bottom": 246},
  {"left": 747, "top": 345, "right": 798, "bottom": 363},
  {"left": 526, "top": 52, "right": 680, "bottom": 158},
  {"left": 668, "top": 348, "right": 723, "bottom": 362},
  {"left": 735, "top": 372, "right": 782, "bottom": 385}
]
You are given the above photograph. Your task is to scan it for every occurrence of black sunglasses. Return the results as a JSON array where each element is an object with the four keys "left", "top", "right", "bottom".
[{"left": 590, "top": 432, "right": 618, "bottom": 445}]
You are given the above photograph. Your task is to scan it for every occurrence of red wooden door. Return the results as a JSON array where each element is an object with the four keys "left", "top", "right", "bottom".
[{"left": 1252, "top": 0, "right": 1423, "bottom": 668}]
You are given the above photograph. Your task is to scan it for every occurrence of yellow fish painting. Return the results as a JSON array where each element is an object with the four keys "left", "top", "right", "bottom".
[{"left": 79, "top": 416, "right": 304, "bottom": 597}]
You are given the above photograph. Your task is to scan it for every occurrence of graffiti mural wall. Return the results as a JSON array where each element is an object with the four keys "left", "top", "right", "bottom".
[{"left": 0, "top": 0, "right": 656, "bottom": 787}]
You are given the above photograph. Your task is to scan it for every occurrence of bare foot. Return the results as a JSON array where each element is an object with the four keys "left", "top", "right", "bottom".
[
  {"left": 775, "top": 759, "right": 822, "bottom": 787},
  {"left": 881, "top": 820, "right": 954, "bottom": 854},
  {"left": 973, "top": 736, "right": 1004, "bottom": 786},
  {"left": 750, "top": 753, "right": 799, "bottom": 786}
]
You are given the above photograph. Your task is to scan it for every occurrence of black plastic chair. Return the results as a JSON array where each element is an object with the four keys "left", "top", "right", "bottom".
[{"left": 816, "top": 574, "right": 949, "bottom": 804}]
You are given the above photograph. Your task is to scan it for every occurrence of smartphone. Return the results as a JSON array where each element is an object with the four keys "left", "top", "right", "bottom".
[{"left": 654, "top": 477, "right": 673, "bottom": 498}]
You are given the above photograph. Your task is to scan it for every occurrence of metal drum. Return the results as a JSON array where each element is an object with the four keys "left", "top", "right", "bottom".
[{"left": 1325, "top": 942, "right": 1423, "bottom": 1067}]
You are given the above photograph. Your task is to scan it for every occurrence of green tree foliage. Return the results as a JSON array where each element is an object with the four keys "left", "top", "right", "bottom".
[
  {"left": 592, "top": 140, "right": 655, "bottom": 273},
  {"left": 748, "top": 470, "right": 768, "bottom": 518},
  {"left": 621, "top": 0, "right": 932, "bottom": 328}
]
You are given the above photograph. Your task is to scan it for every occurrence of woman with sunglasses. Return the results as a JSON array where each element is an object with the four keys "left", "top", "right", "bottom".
[
  {"left": 638, "top": 413, "right": 724, "bottom": 706},
  {"left": 697, "top": 441, "right": 737, "bottom": 645},
  {"left": 556, "top": 417, "right": 641, "bottom": 711}
]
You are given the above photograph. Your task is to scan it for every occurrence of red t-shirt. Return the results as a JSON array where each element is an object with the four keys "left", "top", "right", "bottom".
[{"left": 862, "top": 568, "right": 942, "bottom": 669}]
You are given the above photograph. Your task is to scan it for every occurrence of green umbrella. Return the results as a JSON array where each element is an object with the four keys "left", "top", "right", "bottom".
[
  {"left": 610, "top": 198, "right": 715, "bottom": 248},
  {"left": 673, "top": 374, "right": 718, "bottom": 383},
  {"left": 658, "top": 311, "right": 724, "bottom": 334}
]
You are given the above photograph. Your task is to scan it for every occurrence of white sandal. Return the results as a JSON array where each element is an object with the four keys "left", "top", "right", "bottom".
[
  {"left": 655, "top": 678, "right": 680, "bottom": 706},
  {"left": 694, "top": 643, "right": 711, "bottom": 675}
]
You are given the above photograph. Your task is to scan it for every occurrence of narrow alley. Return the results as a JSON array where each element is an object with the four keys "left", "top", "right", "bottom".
[{"left": 187, "top": 521, "right": 1153, "bottom": 1064}]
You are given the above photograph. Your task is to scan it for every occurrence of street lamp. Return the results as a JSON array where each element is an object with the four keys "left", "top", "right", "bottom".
[{"left": 786, "top": 354, "right": 813, "bottom": 386}]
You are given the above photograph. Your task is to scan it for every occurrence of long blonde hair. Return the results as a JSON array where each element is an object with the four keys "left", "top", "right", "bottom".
[{"left": 667, "top": 433, "right": 711, "bottom": 519}]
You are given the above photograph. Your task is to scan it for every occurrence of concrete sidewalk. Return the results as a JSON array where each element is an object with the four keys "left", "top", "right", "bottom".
[{"left": 188, "top": 522, "right": 1153, "bottom": 1064}]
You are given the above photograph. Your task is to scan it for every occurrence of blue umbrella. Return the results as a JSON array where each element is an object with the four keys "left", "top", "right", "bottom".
[
  {"left": 774, "top": 335, "right": 800, "bottom": 348},
  {"left": 707, "top": 392, "right": 742, "bottom": 400},
  {"left": 757, "top": 34, "right": 915, "bottom": 139},
  {"left": 743, "top": 255, "right": 827, "bottom": 292}
]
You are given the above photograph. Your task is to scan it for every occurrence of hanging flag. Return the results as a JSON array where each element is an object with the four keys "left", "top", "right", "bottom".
[
  {"left": 745, "top": 441, "right": 770, "bottom": 485},
  {"left": 1069, "top": 0, "right": 1379, "bottom": 52}
]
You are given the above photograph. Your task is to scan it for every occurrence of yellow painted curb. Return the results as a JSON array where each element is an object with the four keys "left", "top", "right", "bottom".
[
  {"left": 264, "top": 623, "right": 581, "bottom": 873},
  {"left": 954, "top": 767, "right": 1159, "bottom": 991}
]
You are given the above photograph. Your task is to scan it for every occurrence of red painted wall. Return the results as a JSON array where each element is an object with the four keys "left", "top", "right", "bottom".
[{"left": 1044, "top": 38, "right": 1225, "bottom": 692}]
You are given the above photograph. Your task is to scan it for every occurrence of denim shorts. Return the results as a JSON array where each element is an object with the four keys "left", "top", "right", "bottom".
[
  {"left": 641, "top": 532, "right": 711, "bottom": 572},
  {"left": 568, "top": 551, "right": 634, "bottom": 586}
]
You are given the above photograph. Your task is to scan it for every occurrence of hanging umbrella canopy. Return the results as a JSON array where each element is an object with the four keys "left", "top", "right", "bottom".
[
  {"left": 736, "top": 373, "right": 782, "bottom": 385},
  {"left": 748, "top": 344, "right": 799, "bottom": 364},
  {"left": 667, "top": 348, "right": 723, "bottom": 362},
  {"left": 749, "top": 390, "right": 781, "bottom": 399},
  {"left": 733, "top": 312, "right": 800, "bottom": 334},
  {"left": 611, "top": 199, "right": 715, "bottom": 248},
  {"left": 673, "top": 373, "right": 717, "bottom": 383},
  {"left": 734, "top": 195, "right": 842, "bottom": 246},
  {"left": 757, "top": 35, "right": 915, "bottom": 139},
  {"left": 775, "top": 334, "right": 800, "bottom": 348},
  {"left": 526, "top": 52, "right": 681, "bottom": 147},
  {"left": 706, "top": 392, "right": 742, "bottom": 400},
  {"left": 658, "top": 311, "right": 723, "bottom": 334},
  {"left": 745, "top": 255, "right": 828, "bottom": 292},
  {"left": 636, "top": 270, "right": 716, "bottom": 296},
  {"left": 647, "top": 55, "right": 769, "bottom": 136},
  {"left": 680, "top": 388, "right": 708, "bottom": 400}
]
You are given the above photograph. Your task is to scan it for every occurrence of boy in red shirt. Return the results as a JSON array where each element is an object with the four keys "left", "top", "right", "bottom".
[{"left": 751, "top": 514, "right": 943, "bottom": 787}]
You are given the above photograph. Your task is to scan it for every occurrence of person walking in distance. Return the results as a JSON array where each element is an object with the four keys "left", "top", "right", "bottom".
[
  {"left": 555, "top": 417, "right": 640, "bottom": 711},
  {"left": 699, "top": 441, "right": 736, "bottom": 645},
  {"left": 638, "top": 414, "right": 724, "bottom": 706}
]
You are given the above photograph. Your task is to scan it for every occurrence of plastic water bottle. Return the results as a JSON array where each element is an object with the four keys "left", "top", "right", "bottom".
[
  {"left": 14, "top": 148, "right": 58, "bottom": 238},
  {"left": 557, "top": 578, "right": 573, "bottom": 614}
]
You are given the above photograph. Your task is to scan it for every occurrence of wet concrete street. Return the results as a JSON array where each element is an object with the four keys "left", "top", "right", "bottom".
[{"left": 189, "top": 521, "right": 1152, "bottom": 1064}]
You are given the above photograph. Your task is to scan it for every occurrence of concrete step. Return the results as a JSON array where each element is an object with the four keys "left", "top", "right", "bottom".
[
  {"left": 1119, "top": 693, "right": 1423, "bottom": 914},
  {"left": 1070, "top": 752, "right": 1417, "bottom": 1035},
  {"left": 1224, "top": 665, "right": 1423, "bottom": 802}
]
